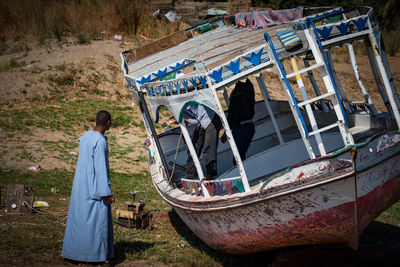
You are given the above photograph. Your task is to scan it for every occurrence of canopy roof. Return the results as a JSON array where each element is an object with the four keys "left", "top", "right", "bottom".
[{"left": 120, "top": 6, "right": 379, "bottom": 122}]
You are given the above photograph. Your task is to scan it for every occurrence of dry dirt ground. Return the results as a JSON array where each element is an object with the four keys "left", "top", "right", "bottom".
[{"left": 0, "top": 37, "right": 149, "bottom": 174}]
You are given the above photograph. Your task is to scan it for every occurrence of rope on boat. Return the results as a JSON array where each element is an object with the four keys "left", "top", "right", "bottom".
[{"left": 190, "top": 30, "right": 209, "bottom": 72}]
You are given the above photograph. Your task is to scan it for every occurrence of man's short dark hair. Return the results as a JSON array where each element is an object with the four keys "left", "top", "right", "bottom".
[{"left": 96, "top": 110, "right": 111, "bottom": 126}]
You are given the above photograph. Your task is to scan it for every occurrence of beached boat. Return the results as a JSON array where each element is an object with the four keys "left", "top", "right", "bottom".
[{"left": 120, "top": 6, "right": 400, "bottom": 254}]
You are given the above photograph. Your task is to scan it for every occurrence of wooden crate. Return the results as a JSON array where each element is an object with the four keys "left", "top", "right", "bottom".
[{"left": 126, "top": 201, "right": 144, "bottom": 214}]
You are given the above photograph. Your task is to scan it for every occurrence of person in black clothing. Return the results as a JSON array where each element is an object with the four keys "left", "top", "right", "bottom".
[{"left": 221, "top": 78, "right": 256, "bottom": 163}]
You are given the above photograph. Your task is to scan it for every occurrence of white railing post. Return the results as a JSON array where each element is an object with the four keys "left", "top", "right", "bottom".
[
  {"left": 256, "top": 75, "right": 284, "bottom": 144},
  {"left": 178, "top": 124, "right": 211, "bottom": 198},
  {"left": 366, "top": 19, "right": 400, "bottom": 129},
  {"left": 347, "top": 43, "right": 378, "bottom": 115},
  {"left": 207, "top": 78, "right": 251, "bottom": 192}
]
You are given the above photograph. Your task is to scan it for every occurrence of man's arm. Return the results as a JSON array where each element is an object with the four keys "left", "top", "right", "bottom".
[
  {"left": 166, "top": 118, "right": 191, "bottom": 125},
  {"left": 92, "top": 137, "right": 113, "bottom": 200}
]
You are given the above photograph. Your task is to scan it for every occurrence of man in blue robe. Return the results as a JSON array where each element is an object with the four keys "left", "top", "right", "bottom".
[{"left": 61, "top": 110, "right": 115, "bottom": 263}]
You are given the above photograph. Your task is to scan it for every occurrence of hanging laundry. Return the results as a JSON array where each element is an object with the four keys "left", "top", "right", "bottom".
[{"left": 234, "top": 7, "right": 304, "bottom": 30}]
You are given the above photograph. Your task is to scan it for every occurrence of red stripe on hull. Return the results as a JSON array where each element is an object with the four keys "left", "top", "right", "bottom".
[
  {"left": 208, "top": 201, "right": 358, "bottom": 254},
  {"left": 357, "top": 173, "right": 400, "bottom": 233}
]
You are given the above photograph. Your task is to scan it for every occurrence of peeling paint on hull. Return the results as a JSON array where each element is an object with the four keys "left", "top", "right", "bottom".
[
  {"left": 152, "top": 133, "right": 400, "bottom": 254},
  {"left": 171, "top": 152, "right": 400, "bottom": 254},
  {"left": 174, "top": 177, "right": 359, "bottom": 254}
]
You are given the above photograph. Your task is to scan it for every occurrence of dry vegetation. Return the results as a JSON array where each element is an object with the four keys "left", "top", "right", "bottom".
[{"left": 0, "top": 0, "right": 189, "bottom": 45}]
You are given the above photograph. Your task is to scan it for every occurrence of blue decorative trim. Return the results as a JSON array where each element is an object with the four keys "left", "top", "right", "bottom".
[
  {"left": 209, "top": 68, "right": 223, "bottom": 82},
  {"left": 352, "top": 17, "right": 367, "bottom": 31},
  {"left": 242, "top": 47, "right": 263, "bottom": 66},
  {"left": 316, "top": 26, "right": 333, "bottom": 41},
  {"left": 152, "top": 67, "right": 168, "bottom": 79},
  {"left": 225, "top": 59, "right": 240, "bottom": 74},
  {"left": 182, "top": 80, "right": 189, "bottom": 92},
  {"left": 167, "top": 83, "right": 174, "bottom": 95},
  {"left": 336, "top": 22, "right": 350, "bottom": 36},
  {"left": 307, "top": 7, "right": 343, "bottom": 23},
  {"left": 190, "top": 78, "right": 198, "bottom": 89},
  {"left": 175, "top": 82, "right": 181, "bottom": 94},
  {"left": 136, "top": 74, "right": 152, "bottom": 85},
  {"left": 170, "top": 60, "right": 186, "bottom": 74},
  {"left": 198, "top": 76, "right": 207, "bottom": 89}
]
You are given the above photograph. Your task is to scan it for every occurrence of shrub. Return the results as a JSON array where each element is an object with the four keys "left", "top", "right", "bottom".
[{"left": 383, "top": 29, "right": 400, "bottom": 57}]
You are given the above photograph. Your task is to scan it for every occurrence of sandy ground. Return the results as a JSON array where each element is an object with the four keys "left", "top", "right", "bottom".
[{"left": 0, "top": 37, "right": 150, "bottom": 173}]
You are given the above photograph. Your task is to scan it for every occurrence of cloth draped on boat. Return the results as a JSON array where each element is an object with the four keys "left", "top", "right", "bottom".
[
  {"left": 61, "top": 130, "right": 114, "bottom": 262},
  {"left": 149, "top": 87, "right": 219, "bottom": 123},
  {"left": 235, "top": 7, "right": 304, "bottom": 30}
]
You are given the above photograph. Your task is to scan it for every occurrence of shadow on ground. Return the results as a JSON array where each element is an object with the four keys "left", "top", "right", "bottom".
[
  {"left": 111, "top": 240, "right": 165, "bottom": 265},
  {"left": 168, "top": 209, "right": 400, "bottom": 266}
]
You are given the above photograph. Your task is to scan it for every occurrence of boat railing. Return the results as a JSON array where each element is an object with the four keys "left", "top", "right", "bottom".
[
  {"left": 306, "top": 11, "right": 372, "bottom": 47},
  {"left": 259, "top": 157, "right": 354, "bottom": 192},
  {"left": 121, "top": 58, "right": 195, "bottom": 89},
  {"left": 305, "top": 6, "right": 400, "bottom": 129}
]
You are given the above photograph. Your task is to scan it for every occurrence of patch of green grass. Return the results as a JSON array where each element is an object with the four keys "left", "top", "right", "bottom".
[
  {"left": 48, "top": 73, "right": 74, "bottom": 86},
  {"left": 89, "top": 72, "right": 101, "bottom": 85},
  {"left": 0, "top": 168, "right": 162, "bottom": 210},
  {"left": 0, "top": 168, "right": 168, "bottom": 265},
  {"left": 0, "top": 169, "right": 74, "bottom": 198},
  {"left": 16, "top": 149, "right": 31, "bottom": 160},
  {"left": 41, "top": 140, "right": 79, "bottom": 164},
  {"left": 0, "top": 214, "right": 65, "bottom": 258},
  {"left": 92, "top": 87, "right": 106, "bottom": 96},
  {"left": 0, "top": 99, "right": 143, "bottom": 136},
  {"left": 376, "top": 202, "right": 400, "bottom": 225}
]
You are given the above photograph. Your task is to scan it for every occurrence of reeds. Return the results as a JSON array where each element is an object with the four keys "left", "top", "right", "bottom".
[
  {"left": 0, "top": 0, "right": 185, "bottom": 43},
  {"left": 383, "top": 29, "right": 400, "bottom": 57}
]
